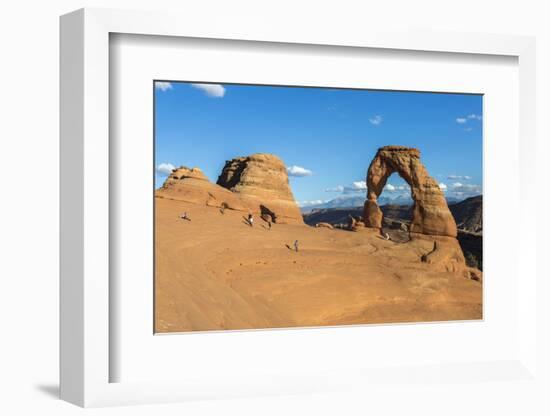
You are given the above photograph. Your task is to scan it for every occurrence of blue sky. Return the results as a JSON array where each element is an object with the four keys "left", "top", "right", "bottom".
[{"left": 155, "top": 81, "right": 483, "bottom": 206}]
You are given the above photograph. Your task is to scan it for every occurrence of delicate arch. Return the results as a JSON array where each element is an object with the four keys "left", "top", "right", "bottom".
[{"left": 363, "top": 146, "right": 457, "bottom": 237}]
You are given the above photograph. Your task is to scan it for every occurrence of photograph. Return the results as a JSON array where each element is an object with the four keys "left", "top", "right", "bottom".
[{"left": 154, "top": 81, "right": 483, "bottom": 333}]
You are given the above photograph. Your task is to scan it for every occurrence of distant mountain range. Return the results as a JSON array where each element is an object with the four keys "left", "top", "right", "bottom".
[
  {"left": 448, "top": 195, "right": 482, "bottom": 234},
  {"left": 300, "top": 194, "right": 465, "bottom": 213},
  {"left": 303, "top": 195, "right": 482, "bottom": 233}
]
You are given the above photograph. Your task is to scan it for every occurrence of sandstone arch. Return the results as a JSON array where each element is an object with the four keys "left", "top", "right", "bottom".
[{"left": 363, "top": 146, "right": 457, "bottom": 237}]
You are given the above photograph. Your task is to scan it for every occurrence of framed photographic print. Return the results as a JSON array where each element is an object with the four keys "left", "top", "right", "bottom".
[
  {"left": 60, "top": 8, "right": 539, "bottom": 409},
  {"left": 153, "top": 82, "right": 484, "bottom": 334}
]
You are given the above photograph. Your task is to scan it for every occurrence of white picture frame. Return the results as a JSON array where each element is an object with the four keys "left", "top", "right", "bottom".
[{"left": 60, "top": 7, "right": 539, "bottom": 408}]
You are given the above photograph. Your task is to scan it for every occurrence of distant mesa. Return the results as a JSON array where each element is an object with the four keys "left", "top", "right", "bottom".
[
  {"left": 364, "top": 145, "right": 457, "bottom": 238},
  {"left": 157, "top": 153, "right": 303, "bottom": 224}
]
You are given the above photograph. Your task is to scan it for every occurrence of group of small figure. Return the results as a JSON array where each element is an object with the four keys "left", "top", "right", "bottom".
[
  {"left": 179, "top": 209, "right": 299, "bottom": 251},
  {"left": 245, "top": 213, "right": 274, "bottom": 231},
  {"left": 247, "top": 214, "right": 298, "bottom": 250},
  {"left": 180, "top": 209, "right": 393, "bottom": 251}
]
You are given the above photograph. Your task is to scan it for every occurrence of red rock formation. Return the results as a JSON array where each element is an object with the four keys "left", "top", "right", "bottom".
[
  {"left": 217, "top": 153, "right": 303, "bottom": 224},
  {"left": 157, "top": 166, "right": 247, "bottom": 210},
  {"left": 156, "top": 154, "right": 304, "bottom": 224},
  {"left": 363, "top": 146, "right": 457, "bottom": 237},
  {"left": 361, "top": 146, "right": 482, "bottom": 278},
  {"left": 167, "top": 166, "right": 209, "bottom": 182}
]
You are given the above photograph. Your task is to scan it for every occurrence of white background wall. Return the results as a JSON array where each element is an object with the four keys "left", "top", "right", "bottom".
[{"left": 0, "top": 1, "right": 548, "bottom": 415}]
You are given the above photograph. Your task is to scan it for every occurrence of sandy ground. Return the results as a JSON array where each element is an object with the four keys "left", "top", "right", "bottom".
[{"left": 155, "top": 197, "right": 482, "bottom": 332}]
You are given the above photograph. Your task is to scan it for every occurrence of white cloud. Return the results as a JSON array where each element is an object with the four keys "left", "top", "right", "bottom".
[
  {"left": 325, "top": 185, "right": 345, "bottom": 192},
  {"left": 298, "top": 199, "right": 327, "bottom": 207},
  {"left": 379, "top": 181, "right": 411, "bottom": 200},
  {"left": 155, "top": 81, "right": 172, "bottom": 92},
  {"left": 450, "top": 182, "right": 481, "bottom": 193},
  {"left": 324, "top": 179, "right": 413, "bottom": 203},
  {"left": 287, "top": 165, "right": 313, "bottom": 177},
  {"left": 325, "top": 180, "right": 412, "bottom": 196},
  {"left": 456, "top": 113, "right": 482, "bottom": 127},
  {"left": 454, "top": 183, "right": 480, "bottom": 191},
  {"left": 351, "top": 181, "right": 367, "bottom": 190},
  {"left": 317, "top": 177, "right": 479, "bottom": 203},
  {"left": 325, "top": 181, "right": 366, "bottom": 194},
  {"left": 156, "top": 162, "right": 176, "bottom": 176},
  {"left": 191, "top": 83, "right": 226, "bottom": 98},
  {"left": 369, "top": 115, "right": 383, "bottom": 126},
  {"left": 447, "top": 175, "right": 472, "bottom": 180},
  {"left": 448, "top": 182, "right": 482, "bottom": 199}
]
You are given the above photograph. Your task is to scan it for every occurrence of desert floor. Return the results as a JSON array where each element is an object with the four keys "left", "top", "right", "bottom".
[{"left": 155, "top": 197, "right": 482, "bottom": 332}]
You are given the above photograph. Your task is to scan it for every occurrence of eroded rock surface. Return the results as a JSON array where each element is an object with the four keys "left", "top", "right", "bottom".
[
  {"left": 217, "top": 153, "right": 303, "bottom": 224},
  {"left": 158, "top": 166, "right": 247, "bottom": 210},
  {"left": 167, "top": 166, "right": 209, "bottom": 182}
]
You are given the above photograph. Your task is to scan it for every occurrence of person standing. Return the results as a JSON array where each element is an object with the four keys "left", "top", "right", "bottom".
[
  {"left": 348, "top": 214, "right": 356, "bottom": 229},
  {"left": 248, "top": 213, "right": 254, "bottom": 227},
  {"left": 294, "top": 240, "right": 299, "bottom": 252}
]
